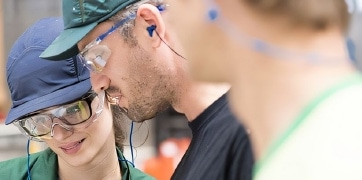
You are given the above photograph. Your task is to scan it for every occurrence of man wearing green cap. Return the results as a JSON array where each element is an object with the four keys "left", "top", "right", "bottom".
[{"left": 41, "top": 0, "right": 254, "bottom": 179}]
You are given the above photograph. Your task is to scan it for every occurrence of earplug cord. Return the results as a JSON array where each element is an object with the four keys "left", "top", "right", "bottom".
[
  {"left": 129, "top": 121, "right": 135, "bottom": 167},
  {"left": 26, "top": 139, "right": 31, "bottom": 180},
  {"left": 118, "top": 121, "right": 135, "bottom": 167},
  {"left": 155, "top": 31, "right": 187, "bottom": 60}
]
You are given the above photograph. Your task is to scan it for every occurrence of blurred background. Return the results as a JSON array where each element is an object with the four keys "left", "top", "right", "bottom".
[{"left": 0, "top": 0, "right": 361, "bottom": 179}]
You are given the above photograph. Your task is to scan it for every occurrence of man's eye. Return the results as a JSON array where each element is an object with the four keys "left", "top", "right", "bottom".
[{"left": 94, "top": 55, "right": 106, "bottom": 67}]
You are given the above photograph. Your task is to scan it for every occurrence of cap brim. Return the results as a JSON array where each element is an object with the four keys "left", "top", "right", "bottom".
[
  {"left": 5, "top": 79, "right": 91, "bottom": 125},
  {"left": 40, "top": 22, "right": 98, "bottom": 60}
]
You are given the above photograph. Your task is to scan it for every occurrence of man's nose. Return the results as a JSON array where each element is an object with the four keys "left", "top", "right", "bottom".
[{"left": 90, "top": 72, "right": 110, "bottom": 93}]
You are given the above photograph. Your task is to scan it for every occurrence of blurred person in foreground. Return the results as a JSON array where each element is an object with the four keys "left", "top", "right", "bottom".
[
  {"left": 0, "top": 17, "right": 153, "bottom": 180},
  {"left": 167, "top": 0, "right": 362, "bottom": 179},
  {"left": 40, "top": 0, "right": 254, "bottom": 179}
]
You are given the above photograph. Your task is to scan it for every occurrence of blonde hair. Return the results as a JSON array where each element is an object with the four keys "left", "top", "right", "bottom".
[
  {"left": 111, "top": 105, "right": 127, "bottom": 151},
  {"left": 244, "top": 0, "right": 350, "bottom": 32}
]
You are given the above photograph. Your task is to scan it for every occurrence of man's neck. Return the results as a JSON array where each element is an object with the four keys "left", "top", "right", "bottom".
[{"left": 173, "top": 82, "right": 230, "bottom": 121}]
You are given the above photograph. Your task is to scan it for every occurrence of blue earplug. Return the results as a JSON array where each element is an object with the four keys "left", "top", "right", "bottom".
[
  {"left": 146, "top": 5, "right": 166, "bottom": 37},
  {"left": 157, "top": 4, "right": 167, "bottom": 12},
  {"left": 208, "top": 9, "right": 218, "bottom": 21},
  {"left": 147, "top": 25, "right": 157, "bottom": 37}
]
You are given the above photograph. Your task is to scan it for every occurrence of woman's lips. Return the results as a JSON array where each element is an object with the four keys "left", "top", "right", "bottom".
[{"left": 60, "top": 138, "right": 85, "bottom": 154}]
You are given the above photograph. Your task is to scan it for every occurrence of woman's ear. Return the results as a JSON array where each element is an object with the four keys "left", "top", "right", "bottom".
[{"left": 136, "top": 4, "right": 166, "bottom": 48}]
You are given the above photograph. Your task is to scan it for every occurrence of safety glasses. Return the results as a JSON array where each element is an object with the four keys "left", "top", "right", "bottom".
[
  {"left": 14, "top": 91, "right": 105, "bottom": 141},
  {"left": 77, "top": 4, "right": 167, "bottom": 73}
]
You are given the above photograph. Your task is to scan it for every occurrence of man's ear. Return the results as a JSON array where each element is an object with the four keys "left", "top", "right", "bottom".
[{"left": 136, "top": 4, "right": 165, "bottom": 48}]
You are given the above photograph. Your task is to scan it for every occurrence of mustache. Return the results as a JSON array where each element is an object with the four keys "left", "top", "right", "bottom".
[
  {"left": 105, "top": 87, "right": 129, "bottom": 114},
  {"left": 105, "top": 86, "right": 120, "bottom": 95}
]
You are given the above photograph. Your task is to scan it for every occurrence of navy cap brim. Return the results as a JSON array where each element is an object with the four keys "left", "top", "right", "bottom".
[{"left": 5, "top": 79, "right": 91, "bottom": 125}]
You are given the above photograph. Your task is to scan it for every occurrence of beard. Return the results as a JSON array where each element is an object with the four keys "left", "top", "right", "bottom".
[
  {"left": 127, "top": 96, "right": 171, "bottom": 122},
  {"left": 108, "top": 44, "right": 176, "bottom": 122},
  {"left": 107, "top": 88, "right": 171, "bottom": 122}
]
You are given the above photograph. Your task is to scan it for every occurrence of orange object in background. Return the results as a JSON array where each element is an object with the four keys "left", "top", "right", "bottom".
[
  {"left": 0, "top": 113, "right": 5, "bottom": 123},
  {"left": 144, "top": 138, "right": 190, "bottom": 180}
]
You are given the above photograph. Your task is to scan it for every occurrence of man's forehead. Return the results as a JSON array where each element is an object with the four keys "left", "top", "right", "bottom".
[{"left": 77, "top": 20, "right": 116, "bottom": 51}]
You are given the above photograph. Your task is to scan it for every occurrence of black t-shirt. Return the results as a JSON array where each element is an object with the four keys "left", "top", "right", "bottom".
[{"left": 171, "top": 94, "right": 254, "bottom": 180}]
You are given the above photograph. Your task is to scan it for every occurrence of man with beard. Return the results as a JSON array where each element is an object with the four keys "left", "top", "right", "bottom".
[{"left": 40, "top": 0, "right": 254, "bottom": 179}]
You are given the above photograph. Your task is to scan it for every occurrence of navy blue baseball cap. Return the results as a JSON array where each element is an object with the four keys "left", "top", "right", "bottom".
[{"left": 5, "top": 17, "right": 91, "bottom": 125}]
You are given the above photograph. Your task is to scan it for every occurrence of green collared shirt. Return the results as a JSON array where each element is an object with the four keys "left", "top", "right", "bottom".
[{"left": 0, "top": 148, "right": 154, "bottom": 180}]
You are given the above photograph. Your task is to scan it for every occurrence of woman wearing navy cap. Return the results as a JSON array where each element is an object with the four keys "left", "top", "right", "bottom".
[{"left": 0, "top": 17, "right": 154, "bottom": 180}]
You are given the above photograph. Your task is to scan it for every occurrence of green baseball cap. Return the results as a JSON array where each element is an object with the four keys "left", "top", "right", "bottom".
[{"left": 40, "top": 0, "right": 140, "bottom": 60}]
